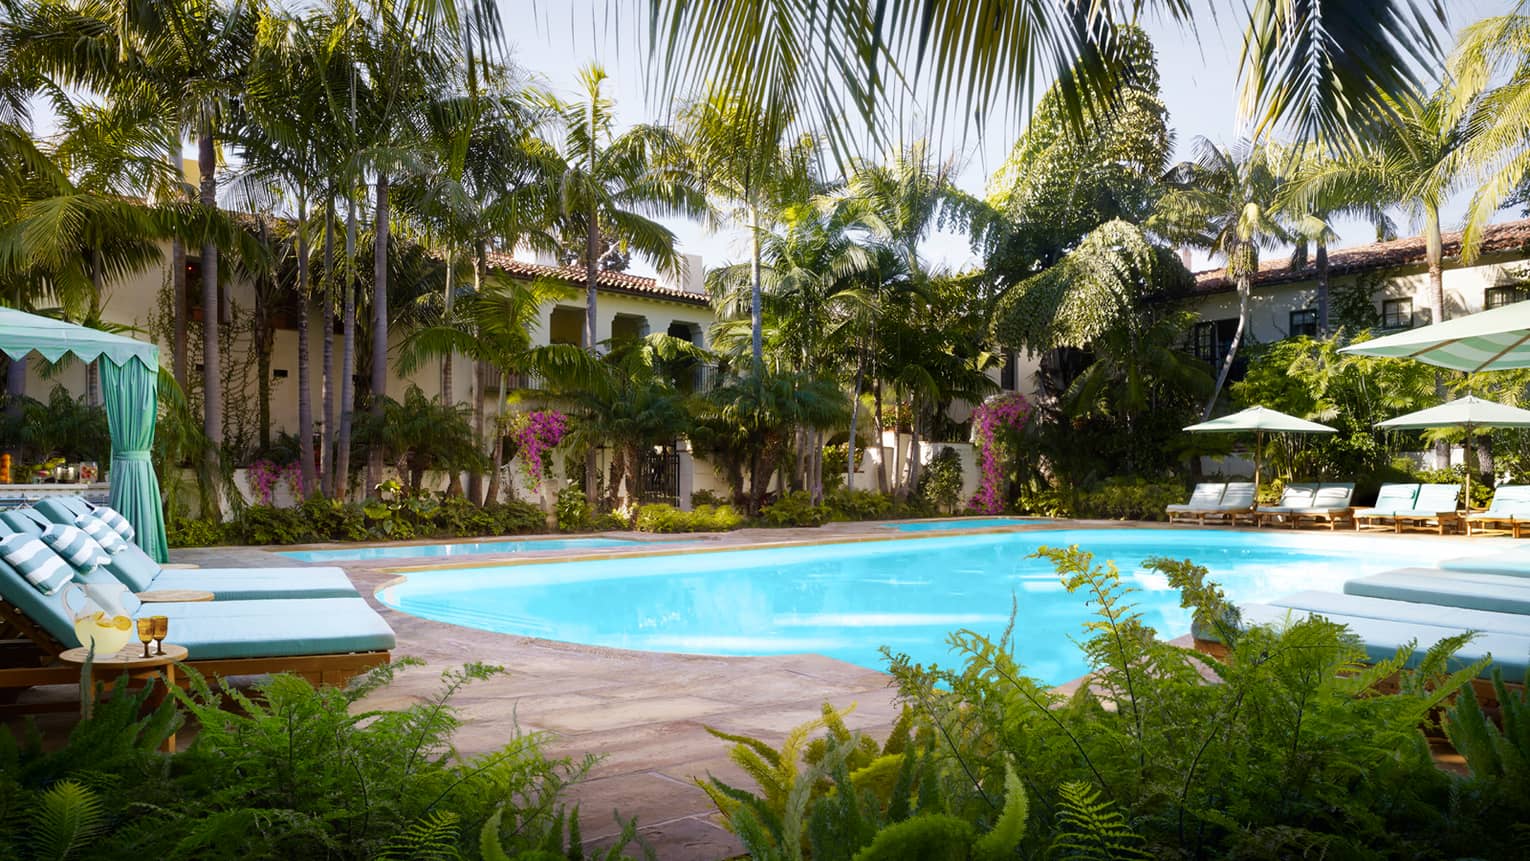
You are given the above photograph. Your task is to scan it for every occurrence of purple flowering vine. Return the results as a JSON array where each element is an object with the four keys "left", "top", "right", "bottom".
[
  {"left": 247, "top": 459, "right": 304, "bottom": 505},
  {"left": 968, "top": 393, "right": 1032, "bottom": 514},
  {"left": 511, "top": 409, "right": 569, "bottom": 492}
]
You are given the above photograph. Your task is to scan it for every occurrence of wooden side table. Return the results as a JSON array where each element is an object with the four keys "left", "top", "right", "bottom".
[
  {"left": 136, "top": 589, "right": 214, "bottom": 603},
  {"left": 57, "top": 643, "right": 189, "bottom": 752}
]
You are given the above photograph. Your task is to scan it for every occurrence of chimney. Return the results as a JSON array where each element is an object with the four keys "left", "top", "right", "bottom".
[
  {"left": 659, "top": 253, "right": 706, "bottom": 294},
  {"left": 1179, "top": 247, "right": 1193, "bottom": 270}
]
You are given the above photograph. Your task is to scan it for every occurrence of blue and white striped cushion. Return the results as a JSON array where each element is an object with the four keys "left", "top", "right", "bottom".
[
  {"left": 0, "top": 533, "right": 74, "bottom": 595},
  {"left": 90, "top": 505, "right": 135, "bottom": 542},
  {"left": 40, "top": 524, "right": 110, "bottom": 573},
  {"left": 74, "top": 514, "right": 128, "bottom": 554}
]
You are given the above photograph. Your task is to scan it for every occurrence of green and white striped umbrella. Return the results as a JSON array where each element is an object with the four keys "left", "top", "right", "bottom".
[
  {"left": 1338, "top": 300, "right": 1530, "bottom": 371},
  {"left": 1185, "top": 406, "right": 1336, "bottom": 495},
  {"left": 1375, "top": 395, "right": 1530, "bottom": 505}
]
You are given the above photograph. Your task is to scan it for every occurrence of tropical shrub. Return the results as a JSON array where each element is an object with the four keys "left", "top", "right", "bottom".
[
  {"left": 632, "top": 503, "right": 743, "bottom": 533},
  {"left": 760, "top": 490, "right": 831, "bottom": 527},
  {"left": 917, "top": 445, "right": 964, "bottom": 512},
  {"left": 690, "top": 488, "right": 728, "bottom": 508},
  {"left": 0, "top": 662, "right": 649, "bottom": 860},
  {"left": 1072, "top": 476, "right": 1185, "bottom": 521},
  {"left": 707, "top": 547, "right": 1510, "bottom": 858},
  {"left": 170, "top": 496, "right": 544, "bottom": 547},
  {"left": 350, "top": 386, "right": 488, "bottom": 493},
  {"left": 823, "top": 488, "right": 895, "bottom": 521}
]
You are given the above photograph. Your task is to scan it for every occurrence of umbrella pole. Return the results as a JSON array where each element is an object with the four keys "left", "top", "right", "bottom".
[
  {"left": 1464, "top": 423, "right": 1473, "bottom": 513},
  {"left": 1254, "top": 430, "right": 1262, "bottom": 499}
]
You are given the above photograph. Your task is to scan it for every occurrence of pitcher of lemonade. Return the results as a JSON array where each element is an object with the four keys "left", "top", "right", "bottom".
[{"left": 62, "top": 583, "right": 134, "bottom": 655}]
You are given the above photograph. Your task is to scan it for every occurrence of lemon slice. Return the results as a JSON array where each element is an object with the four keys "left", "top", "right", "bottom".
[{"left": 111, "top": 615, "right": 132, "bottom": 631}]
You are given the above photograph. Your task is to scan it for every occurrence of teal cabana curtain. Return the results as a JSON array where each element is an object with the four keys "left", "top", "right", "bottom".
[
  {"left": 1, "top": 307, "right": 167, "bottom": 561},
  {"left": 100, "top": 358, "right": 169, "bottom": 562}
]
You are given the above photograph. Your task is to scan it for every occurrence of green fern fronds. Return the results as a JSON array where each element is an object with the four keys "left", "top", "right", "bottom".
[
  {"left": 377, "top": 810, "right": 461, "bottom": 860},
  {"left": 1051, "top": 781, "right": 1148, "bottom": 860},
  {"left": 28, "top": 779, "right": 105, "bottom": 861},
  {"left": 972, "top": 767, "right": 1027, "bottom": 861},
  {"left": 847, "top": 813, "right": 975, "bottom": 860}
]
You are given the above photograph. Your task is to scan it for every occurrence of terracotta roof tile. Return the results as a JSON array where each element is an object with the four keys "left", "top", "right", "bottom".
[
  {"left": 1191, "top": 217, "right": 1530, "bottom": 294},
  {"left": 483, "top": 251, "right": 709, "bottom": 306}
]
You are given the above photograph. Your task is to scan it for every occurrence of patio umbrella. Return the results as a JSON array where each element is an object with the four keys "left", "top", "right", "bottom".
[
  {"left": 1338, "top": 299, "right": 1530, "bottom": 371},
  {"left": 1374, "top": 395, "right": 1530, "bottom": 505},
  {"left": 1184, "top": 406, "right": 1336, "bottom": 497}
]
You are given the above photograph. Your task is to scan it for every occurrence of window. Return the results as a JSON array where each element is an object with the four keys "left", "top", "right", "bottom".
[
  {"left": 1289, "top": 308, "right": 1318, "bottom": 337},
  {"left": 1486, "top": 285, "right": 1530, "bottom": 309},
  {"left": 1381, "top": 298, "right": 1413, "bottom": 329},
  {"left": 1190, "top": 319, "right": 1240, "bottom": 364},
  {"left": 1191, "top": 321, "right": 1217, "bottom": 363},
  {"left": 1000, "top": 350, "right": 1016, "bottom": 390}
]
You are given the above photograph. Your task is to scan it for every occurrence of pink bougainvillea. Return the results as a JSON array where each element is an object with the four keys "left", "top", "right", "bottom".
[
  {"left": 511, "top": 409, "right": 569, "bottom": 492},
  {"left": 968, "top": 393, "right": 1032, "bottom": 514},
  {"left": 248, "top": 459, "right": 304, "bottom": 505}
]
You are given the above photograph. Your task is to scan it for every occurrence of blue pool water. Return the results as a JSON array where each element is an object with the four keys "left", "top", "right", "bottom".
[
  {"left": 280, "top": 537, "right": 653, "bottom": 563},
  {"left": 888, "top": 518, "right": 1037, "bottom": 532},
  {"left": 377, "top": 528, "right": 1492, "bottom": 684}
]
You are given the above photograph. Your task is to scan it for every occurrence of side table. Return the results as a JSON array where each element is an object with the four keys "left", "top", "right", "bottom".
[{"left": 57, "top": 643, "right": 189, "bottom": 752}]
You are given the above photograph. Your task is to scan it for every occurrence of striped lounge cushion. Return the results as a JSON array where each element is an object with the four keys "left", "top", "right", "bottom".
[
  {"left": 0, "top": 533, "right": 74, "bottom": 595},
  {"left": 40, "top": 524, "right": 110, "bottom": 573},
  {"left": 74, "top": 514, "right": 129, "bottom": 554},
  {"left": 90, "top": 505, "right": 135, "bottom": 542}
]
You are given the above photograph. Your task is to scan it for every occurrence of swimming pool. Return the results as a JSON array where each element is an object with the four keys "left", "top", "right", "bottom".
[
  {"left": 376, "top": 528, "right": 1493, "bottom": 684},
  {"left": 888, "top": 518, "right": 1037, "bottom": 532},
  {"left": 280, "top": 537, "right": 658, "bottom": 563}
]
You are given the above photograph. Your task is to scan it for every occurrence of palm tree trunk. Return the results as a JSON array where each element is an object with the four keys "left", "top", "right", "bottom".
[
  {"left": 335, "top": 193, "right": 358, "bottom": 501},
  {"left": 468, "top": 248, "right": 487, "bottom": 503},
  {"left": 440, "top": 249, "right": 461, "bottom": 498},
  {"left": 905, "top": 404, "right": 924, "bottom": 501},
  {"left": 1315, "top": 239, "right": 1330, "bottom": 334},
  {"left": 198, "top": 126, "right": 222, "bottom": 515},
  {"left": 171, "top": 236, "right": 188, "bottom": 388},
  {"left": 1203, "top": 275, "right": 1251, "bottom": 420},
  {"left": 846, "top": 358, "right": 863, "bottom": 491},
  {"left": 253, "top": 221, "right": 273, "bottom": 455},
  {"left": 170, "top": 139, "right": 188, "bottom": 389},
  {"left": 368, "top": 171, "right": 390, "bottom": 495},
  {"left": 484, "top": 372, "right": 508, "bottom": 504},
  {"left": 584, "top": 208, "right": 601, "bottom": 506},
  {"left": 321, "top": 202, "right": 336, "bottom": 497},
  {"left": 296, "top": 194, "right": 317, "bottom": 496},
  {"left": 873, "top": 377, "right": 888, "bottom": 493},
  {"left": 4, "top": 357, "right": 24, "bottom": 412},
  {"left": 749, "top": 203, "right": 763, "bottom": 368},
  {"left": 1426, "top": 206, "right": 1450, "bottom": 467}
]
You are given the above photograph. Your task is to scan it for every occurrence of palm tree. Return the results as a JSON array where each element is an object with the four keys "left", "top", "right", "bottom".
[
  {"left": 1445, "top": 9, "right": 1530, "bottom": 257},
  {"left": 1154, "top": 138, "right": 1292, "bottom": 419},
  {"left": 544, "top": 64, "right": 705, "bottom": 352},
  {"left": 643, "top": 2, "right": 1450, "bottom": 156},
  {"left": 1276, "top": 147, "right": 1397, "bottom": 334},
  {"left": 1279, "top": 89, "right": 1466, "bottom": 327},
  {"left": 681, "top": 89, "right": 815, "bottom": 367}
]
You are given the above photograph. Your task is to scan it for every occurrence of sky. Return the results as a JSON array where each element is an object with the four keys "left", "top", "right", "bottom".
[{"left": 508, "top": 0, "right": 1519, "bottom": 277}]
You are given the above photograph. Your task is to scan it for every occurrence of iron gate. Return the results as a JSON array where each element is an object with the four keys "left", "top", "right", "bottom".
[{"left": 637, "top": 448, "right": 680, "bottom": 504}]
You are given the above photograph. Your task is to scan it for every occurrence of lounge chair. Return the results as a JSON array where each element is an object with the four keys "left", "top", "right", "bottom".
[
  {"left": 1166, "top": 483, "right": 1226, "bottom": 523},
  {"left": 1270, "top": 589, "right": 1530, "bottom": 636},
  {"left": 1439, "top": 550, "right": 1530, "bottom": 578},
  {"left": 1464, "top": 485, "right": 1530, "bottom": 537},
  {"left": 1344, "top": 568, "right": 1530, "bottom": 615},
  {"left": 1237, "top": 602, "right": 1530, "bottom": 681},
  {"left": 1352, "top": 483, "right": 1421, "bottom": 531},
  {"left": 0, "top": 540, "right": 393, "bottom": 710},
  {"left": 1290, "top": 483, "right": 1357, "bottom": 530},
  {"left": 10, "top": 500, "right": 359, "bottom": 601},
  {"left": 1377, "top": 483, "right": 1463, "bottom": 535},
  {"left": 1198, "top": 482, "right": 1257, "bottom": 526},
  {"left": 1251, "top": 484, "right": 1317, "bottom": 527}
]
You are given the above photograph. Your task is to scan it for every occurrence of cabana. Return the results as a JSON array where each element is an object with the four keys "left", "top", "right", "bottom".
[{"left": 0, "top": 307, "right": 168, "bottom": 562}]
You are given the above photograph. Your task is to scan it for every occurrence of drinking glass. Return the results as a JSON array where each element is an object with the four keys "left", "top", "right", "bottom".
[
  {"left": 150, "top": 616, "right": 169, "bottom": 656},
  {"left": 136, "top": 618, "right": 154, "bottom": 659}
]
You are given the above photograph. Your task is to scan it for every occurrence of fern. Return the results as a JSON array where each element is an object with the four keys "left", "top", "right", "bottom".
[
  {"left": 377, "top": 810, "right": 462, "bottom": 860},
  {"left": 28, "top": 780, "right": 105, "bottom": 861},
  {"left": 1050, "top": 782, "right": 1148, "bottom": 860}
]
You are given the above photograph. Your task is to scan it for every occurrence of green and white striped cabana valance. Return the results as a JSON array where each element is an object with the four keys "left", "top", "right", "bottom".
[{"left": 1340, "top": 300, "right": 1530, "bottom": 371}]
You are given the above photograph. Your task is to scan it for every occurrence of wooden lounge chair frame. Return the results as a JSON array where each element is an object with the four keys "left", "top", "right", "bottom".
[{"left": 0, "top": 598, "right": 390, "bottom": 715}]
